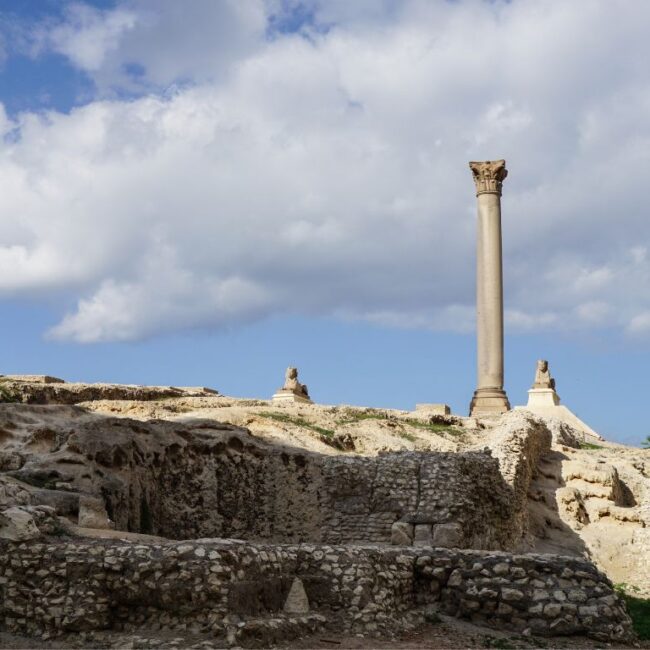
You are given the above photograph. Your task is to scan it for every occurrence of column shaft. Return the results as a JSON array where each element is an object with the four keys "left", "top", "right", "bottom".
[
  {"left": 469, "top": 160, "right": 510, "bottom": 417},
  {"left": 476, "top": 192, "right": 505, "bottom": 390}
]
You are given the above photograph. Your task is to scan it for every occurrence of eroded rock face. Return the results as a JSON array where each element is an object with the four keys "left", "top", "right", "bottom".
[
  {"left": 0, "top": 504, "right": 61, "bottom": 540},
  {"left": 523, "top": 423, "right": 650, "bottom": 596},
  {"left": 0, "top": 405, "right": 528, "bottom": 549},
  {"left": 0, "top": 506, "right": 40, "bottom": 540},
  {"left": 0, "top": 379, "right": 218, "bottom": 405}
]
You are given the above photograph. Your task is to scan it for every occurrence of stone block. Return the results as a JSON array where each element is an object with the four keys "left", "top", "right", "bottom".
[
  {"left": 284, "top": 578, "right": 309, "bottom": 614},
  {"left": 413, "top": 524, "right": 432, "bottom": 547},
  {"left": 390, "top": 521, "right": 414, "bottom": 546},
  {"left": 78, "top": 496, "right": 112, "bottom": 530},
  {"left": 415, "top": 404, "right": 451, "bottom": 415},
  {"left": 432, "top": 523, "right": 462, "bottom": 548}
]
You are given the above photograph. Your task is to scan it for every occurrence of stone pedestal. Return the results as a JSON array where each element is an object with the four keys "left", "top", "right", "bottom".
[
  {"left": 527, "top": 388, "right": 560, "bottom": 407},
  {"left": 468, "top": 160, "right": 511, "bottom": 417},
  {"left": 271, "top": 390, "right": 313, "bottom": 405}
]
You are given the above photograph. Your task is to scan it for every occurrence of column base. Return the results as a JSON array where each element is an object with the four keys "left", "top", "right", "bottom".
[{"left": 469, "top": 387, "right": 510, "bottom": 417}]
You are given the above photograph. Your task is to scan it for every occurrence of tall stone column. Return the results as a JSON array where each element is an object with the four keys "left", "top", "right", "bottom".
[{"left": 469, "top": 160, "right": 511, "bottom": 416}]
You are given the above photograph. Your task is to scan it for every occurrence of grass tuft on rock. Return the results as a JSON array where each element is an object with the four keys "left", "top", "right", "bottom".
[
  {"left": 259, "top": 412, "right": 335, "bottom": 438},
  {"left": 578, "top": 441, "right": 603, "bottom": 450},
  {"left": 616, "top": 584, "right": 650, "bottom": 640}
]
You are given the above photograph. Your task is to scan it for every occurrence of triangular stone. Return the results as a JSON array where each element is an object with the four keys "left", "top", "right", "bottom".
[{"left": 283, "top": 577, "right": 309, "bottom": 614}]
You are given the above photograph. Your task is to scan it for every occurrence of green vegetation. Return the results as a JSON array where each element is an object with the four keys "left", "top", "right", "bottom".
[
  {"left": 259, "top": 412, "right": 335, "bottom": 438},
  {"left": 259, "top": 409, "right": 462, "bottom": 444},
  {"left": 642, "top": 435, "right": 650, "bottom": 449},
  {"left": 401, "top": 418, "right": 456, "bottom": 435},
  {"left": 397, "top": 430, "right": 417, "bottom": 442},
  {"left": 578, "top": 441, "right": 603, "bottom": 450},
  {"left": 336, "top": 410, "right": 459, "bottom": 435},
  {"left": 335, "top": 411, "right": 390, "bottom": 425},
  {"left": 616, "top": 584, "right": 650, "bottom": 640},
  {"left": 0, "top": 379, "right": 19, "bottom": 403}
]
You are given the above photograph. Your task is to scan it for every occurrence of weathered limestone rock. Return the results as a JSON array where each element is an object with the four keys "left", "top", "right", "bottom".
[
  {"left": 283, "top": 577, "right": 310, "bottom": 614},
  {"left": 272, "top": 367, "right": 313, "bottom": 404},
  {"left": 432, "top": 522, "right": 462, "bottom": 548},
  {"left": 78, "top": 495, "right": 113, "bottom": 529},
  {"left": 0, "top": 379, "right": 219, "bottom": 404},
  {"left": 0, "top": 476, "right": 31, "bottom": 508},
  {"left": 2, "top": 374, "right": 65, "bottom": 384},
  {"left": 390, "top": 521, "right": 414, "bottom": 545},
  {"left": 0, "top": 506, "right": 40, "bottom": 540},
  {"left": 468, "top": 160, "right": 511, "bottom": 417}
]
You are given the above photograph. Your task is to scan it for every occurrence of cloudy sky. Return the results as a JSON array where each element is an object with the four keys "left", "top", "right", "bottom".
[{"left": 0, "top": 0, "right": 649, "bottom": 444}]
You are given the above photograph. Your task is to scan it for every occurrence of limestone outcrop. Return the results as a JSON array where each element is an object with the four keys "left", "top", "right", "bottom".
[{"left": 0, "top": 377, "right": 218, "bottom": 405}]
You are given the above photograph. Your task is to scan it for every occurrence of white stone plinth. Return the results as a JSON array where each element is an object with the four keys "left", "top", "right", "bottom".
[
  {"left": 272, "top": 390, "right": 313, "bottom": 405},
  {"left": 527, "top": 388, "right": 560, "bottom": 407},
  {"left": 517, "top": 391, "right": 602, "bottom": 441},
  {"left": 415, "top": 403, "right": 450, "bottom": 415}
]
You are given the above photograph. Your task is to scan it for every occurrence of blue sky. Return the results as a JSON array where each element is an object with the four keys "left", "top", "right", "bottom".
[{"left": 0, "top": 0, "right": 649, "bottom": 445}]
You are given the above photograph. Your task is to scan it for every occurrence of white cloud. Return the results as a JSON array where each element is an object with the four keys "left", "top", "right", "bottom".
[
  {"left": 46, "top": 3, "right": 137, "bottom": 72},
  {"left": 1, "top": 0, "right": 650, "bottom": 342},
  {"left": 38, "top": 0, "right": 267, "bottom": 91}
]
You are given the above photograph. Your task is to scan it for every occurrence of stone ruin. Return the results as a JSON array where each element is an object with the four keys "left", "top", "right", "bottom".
[
  {"left": 0, "top": 386, "right": 637, "bottom": 647},
  {"left": 0, "top": 160, "right": 642, "bottom": 646}
]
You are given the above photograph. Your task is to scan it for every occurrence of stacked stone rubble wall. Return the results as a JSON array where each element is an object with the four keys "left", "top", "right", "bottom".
[
  {"left": 109, "top": 440, "right": 518, "bottom": 548},
  {"left": 0, "top": 539, "right": 633, "bottom": 644}
]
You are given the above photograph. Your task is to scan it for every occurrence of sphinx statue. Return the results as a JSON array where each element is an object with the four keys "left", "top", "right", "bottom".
[
  {"left": 272, "top": 366, "right": 312, "bottom": 404},
  {"left": 532, "top": 360, "right": 556, "bottom": 390},
  {"left": 281, "top": 367, "right": 309, "bottom": 398}
]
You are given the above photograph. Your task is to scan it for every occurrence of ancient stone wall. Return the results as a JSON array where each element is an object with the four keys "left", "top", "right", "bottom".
[
  {"left": 2, "top": 406, "right": 553, "bottom": 551},
  {"left": 97, "top": 433, "right": 517, "bottom": 548},
  {"left": 415, "top": 549, "right": 631, "bottom": 640},
  {"left": 0, "top": 539, "right": 633, "bottom": 645}
]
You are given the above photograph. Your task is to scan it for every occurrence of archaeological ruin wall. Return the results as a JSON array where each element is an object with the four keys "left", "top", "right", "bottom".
[
  {"left": 0, "top": 538, "right": 634, "bottom": 644},
  {"left": 2, "top": 406, "right": 553, "bottom": 550}
]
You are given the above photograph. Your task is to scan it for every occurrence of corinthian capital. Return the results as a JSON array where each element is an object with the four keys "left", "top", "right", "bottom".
[{"left": 469, "top": 160, "right": 508, "bottom": 196}]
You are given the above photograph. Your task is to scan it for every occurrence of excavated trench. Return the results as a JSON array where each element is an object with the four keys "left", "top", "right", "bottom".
[{"left": 3, "top": 409, "right": 523, "bottom": 548}]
